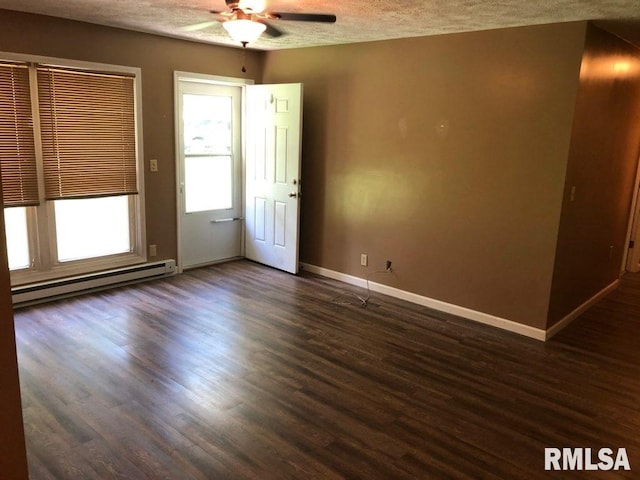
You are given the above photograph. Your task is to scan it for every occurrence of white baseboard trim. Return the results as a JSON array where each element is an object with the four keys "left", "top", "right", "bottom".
[
  {"left": 301, "top": 263, "right": 620, "bottom": 342},
  {"left": 300, "top": 263, "right": 547, "bottom": 341},
  {"left": 544, "top": 279, "right": 620, "bottom": 340}
]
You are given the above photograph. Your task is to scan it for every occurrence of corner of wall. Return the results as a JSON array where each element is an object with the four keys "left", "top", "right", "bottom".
[{"left": 547, "top": 23, "right": 640, "bottom": 330}]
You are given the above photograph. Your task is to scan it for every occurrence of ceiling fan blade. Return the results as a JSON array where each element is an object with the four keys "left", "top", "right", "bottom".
[
  {"left": 260, "top": 21, "right": 284, "bottom": 38},
  {"left": 182, "top": 20, "right": 219, "bottom": 32},
  {"left": 270, "top": 12, "right": 337, "bottom": 23}
]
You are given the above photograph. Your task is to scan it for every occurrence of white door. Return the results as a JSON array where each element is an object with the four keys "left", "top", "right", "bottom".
[
  {"left": 177, "top": 80, "right": 243, "bottom": 269},
  {"left": 245, "top": 83, "right": 303, "bottom": 274}
]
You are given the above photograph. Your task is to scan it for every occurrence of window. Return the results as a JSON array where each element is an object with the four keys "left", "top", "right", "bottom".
[
  {"left": 0, "top": 57, "right": 144, "bottom": 285},
  {"left": 54, "top": 197, "right": 132, "bottom": 262},
  {"left": 4, "top": 207, "right": 29, "bottom": 270},
  {"left": 182, "top": 93, "right": 233, "bottom": 213}
]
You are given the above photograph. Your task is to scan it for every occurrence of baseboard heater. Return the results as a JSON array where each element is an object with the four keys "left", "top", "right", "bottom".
[{"left": 12, "top": 259, "right": 177, "bottom": 307}]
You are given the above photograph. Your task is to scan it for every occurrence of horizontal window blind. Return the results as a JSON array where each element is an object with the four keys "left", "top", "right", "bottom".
[
  {"left": 0, "top": 62, "right": 39, "bottom": 207},
  {"left": 37, "top": 66, "right": 138, "bottom": 200}
]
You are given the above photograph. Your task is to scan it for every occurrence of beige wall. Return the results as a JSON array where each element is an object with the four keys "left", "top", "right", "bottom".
[
  {"left": 548, "top": 25, "right": 640, "bottom": 326},
  {"left": 0, "top": 202, "right": 29, "bottom": 477},
  {"left": 263, "top": 23, "right": 587, "bottom": 329},
  {"left": 0, "top": 8, "right": 263, "bottom": 261}
]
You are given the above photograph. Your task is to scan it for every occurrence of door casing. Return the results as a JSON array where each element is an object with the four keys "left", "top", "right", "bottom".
[{"left": 174, "top": 72, "right": 253, "bottom": 273}]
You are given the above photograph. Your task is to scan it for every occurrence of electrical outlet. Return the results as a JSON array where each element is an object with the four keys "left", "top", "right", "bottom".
[
  {"left": 149, "top": 244, "right": 157, "bottom": 257},
  {"left": 150, "top": 159, "right": 158, "bottom": 172},
  {"left": 360, "top": 254, "right": 368, "bottom": 267}
]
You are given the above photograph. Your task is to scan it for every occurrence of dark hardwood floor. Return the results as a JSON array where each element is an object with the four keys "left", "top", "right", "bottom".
[{"left": 14, "top": 260, "right": 640, "bottom": 479}]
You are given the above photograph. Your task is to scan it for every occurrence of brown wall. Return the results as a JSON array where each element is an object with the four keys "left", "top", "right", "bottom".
[
  {"left": 548, "top": 25, "right": 640, "bottom": 326},
  {"left": 0, "top": 202, "right": 29, "bottom": 477},
  {"left": 263, "top": 23, "right": 587, "bottom": 329},
  {"left": 0, "top": 8, "right": 263, "bottom": 261}
]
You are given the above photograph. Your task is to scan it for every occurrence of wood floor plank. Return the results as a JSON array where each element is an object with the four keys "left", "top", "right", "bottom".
[{"left": 13, "top": 259, "right": 640, "bottom": 479}]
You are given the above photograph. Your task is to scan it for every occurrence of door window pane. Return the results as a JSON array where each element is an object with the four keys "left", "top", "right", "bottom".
[
  {"left": 183, "top": 94, "right": 232, "bottom": 155},
  {"left": 3, "top": 207, "right": 30, "bottom": 270},
  {"left": 55, "top": 196, "right": 131, "bottom": 262},
  {"left": 185, "top": 155, "right": 233, "bottom": 213}
]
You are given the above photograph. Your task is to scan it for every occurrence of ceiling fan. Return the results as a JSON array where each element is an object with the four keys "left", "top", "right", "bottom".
[{"left": 185, "top": 0, "right": 337, "bottom": 47}]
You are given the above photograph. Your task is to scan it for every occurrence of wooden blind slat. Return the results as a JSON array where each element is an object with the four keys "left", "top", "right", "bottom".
[
  {"left": 0, "top": 63, "right": 39, "bottom": 207},
  {"left": 37, "top": 67, "right": 138, "bottom": 200}
]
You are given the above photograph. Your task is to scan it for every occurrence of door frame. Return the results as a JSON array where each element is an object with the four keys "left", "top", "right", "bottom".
[
  {"left": 624, "top": 152, "right": 640, "bottom": 273},
  {"left": 173, "top": 72, "right": 254, "bottom": 273}
]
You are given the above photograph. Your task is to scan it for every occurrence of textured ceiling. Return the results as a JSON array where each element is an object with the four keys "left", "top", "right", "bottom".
[{"left": 1, "top": 0, "right": 640, "bottom": 50}]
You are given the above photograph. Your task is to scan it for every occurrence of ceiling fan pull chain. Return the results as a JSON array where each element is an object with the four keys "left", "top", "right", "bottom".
[{"left": 241, "top": 41, "right": 247, "bottom": 72}]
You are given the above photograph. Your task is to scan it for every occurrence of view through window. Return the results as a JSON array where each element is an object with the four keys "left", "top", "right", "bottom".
[{"left": 0, "top": 58, "right": 143, "bottom": 284}]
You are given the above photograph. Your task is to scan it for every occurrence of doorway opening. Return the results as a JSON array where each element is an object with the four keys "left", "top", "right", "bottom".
[
  {"left": 174, "top": 73, "right": 303, "bottom": 274},
  {"left": 174, "top": 73, "right": 249, "bottom": 271}
]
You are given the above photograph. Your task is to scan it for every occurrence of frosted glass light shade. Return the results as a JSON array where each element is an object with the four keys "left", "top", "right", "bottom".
[{"left": 222, "top": 19, "right": 266, "bottom": 44}]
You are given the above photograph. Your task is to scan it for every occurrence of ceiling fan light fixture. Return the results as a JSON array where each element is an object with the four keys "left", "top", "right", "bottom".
[
  {"left": 222, "top": 18, "right": 266, "bottom": 44},
  {"left": 238, "top": 0, "right": 266, "bottom": 13}
]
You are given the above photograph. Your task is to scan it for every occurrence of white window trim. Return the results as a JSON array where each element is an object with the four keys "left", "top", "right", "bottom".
[{"left": 1, "top": 52, "right": 146, "bottom": 286}]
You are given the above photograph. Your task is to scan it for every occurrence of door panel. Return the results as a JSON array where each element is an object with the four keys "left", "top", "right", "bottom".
[
  {"left": 177, "top": 80, "right": 242, "bottom": 269},
  {"left": 254, "top": 197, "right": 266, "bottom": 242},
  {"left": 245, "top": 83, "right": 302, "bottom": 274}
]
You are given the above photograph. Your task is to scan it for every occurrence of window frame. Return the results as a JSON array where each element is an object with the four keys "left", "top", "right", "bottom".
[{"left": 1, "top": 52, "right": 146, "bottom": 286}]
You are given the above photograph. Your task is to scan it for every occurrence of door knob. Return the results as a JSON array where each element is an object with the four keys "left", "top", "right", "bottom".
[{"left": 288, "top": 192, "right": 299, "bottom": 198}]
